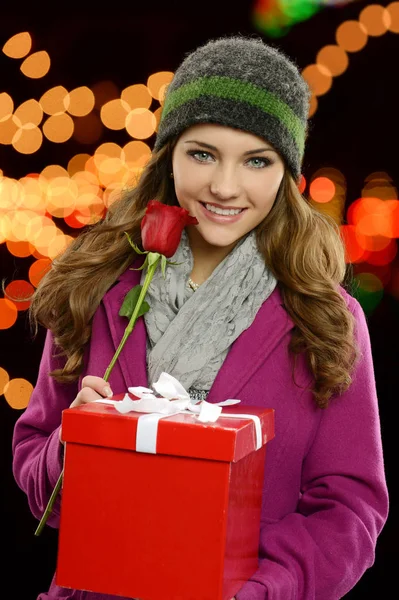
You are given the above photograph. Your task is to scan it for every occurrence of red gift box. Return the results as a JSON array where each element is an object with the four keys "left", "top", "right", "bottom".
[{"left": 56, "top": 397, "right": 275, "bottom": 600}]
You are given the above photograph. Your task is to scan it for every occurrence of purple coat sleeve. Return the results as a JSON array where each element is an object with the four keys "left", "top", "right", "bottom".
[
  {"left": 12, "top": 330, "right": 79, "bottom": 528},
  {"left": 237, "top": 299, "right": 389, "bottom": 600}
]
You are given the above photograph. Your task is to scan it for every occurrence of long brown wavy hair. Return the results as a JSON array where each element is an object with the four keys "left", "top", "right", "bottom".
[{"left": 30, "top": 138, "right": 359, "bottom": 409}]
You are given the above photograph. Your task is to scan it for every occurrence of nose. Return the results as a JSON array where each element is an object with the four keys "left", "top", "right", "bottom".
[{"left": 209, "top": 164, "right": 240, "bottom": 200}]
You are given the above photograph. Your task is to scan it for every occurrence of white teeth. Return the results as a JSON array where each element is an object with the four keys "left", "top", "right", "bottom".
[{"left": 205, "top": 203, "right": 243, "bottom": 216}]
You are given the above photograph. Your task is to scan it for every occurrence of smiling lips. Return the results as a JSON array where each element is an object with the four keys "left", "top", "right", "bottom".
[{"left": 199, "top": 201, "right": 247, "bottom": 223}]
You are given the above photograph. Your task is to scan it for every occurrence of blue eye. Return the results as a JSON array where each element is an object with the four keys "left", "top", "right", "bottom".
[
  {"left": 187, "top": 150, "right": 213, "bottom": 162},
  {"left": 247, "top": 157, "right": 271, "bottom": 169}
]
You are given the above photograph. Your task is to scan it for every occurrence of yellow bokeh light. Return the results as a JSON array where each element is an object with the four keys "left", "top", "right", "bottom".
[
  {"left": 301, "top": 64, "right": 332, "bottom": 97},
  {"left": 97, "top": 157, "right": 129, "bottom": 188},
  {"left": 40, "top": 86, "right": 69, "bottom": 115},
  {"left": 4, "top": 378, "right": 34, "bottom": 409},
  {"left": 19, "top": 175, "right": 47, "bottom": 211},
  {"left": 10, "top": 209, "right": 39, "bottom": 241},
  {"left": 121, "top": 84, "right": 152, "bottom": 110},
  {"left": 71, "top": 170, "right": 100, "bottom": 196},
  {"left": 123, "top": 140, "right": 151, "bottom": 167},
  {"left": 94, "top": 142, "right": 122, "bottom": 161},
  {"left": 100, "top": 99, "right": 130, "bottom": 130},
  {"left": 25, "top": 213, "right": 56, "bottom": 244},
  {"left": 20, "top": 50, "right": 51, "bottom": 79},
  {"left": 0, "top": 367, "right": 10, "bottom": 395},
  {"left": 359, "top": 5, "right": 391, "bottom": 36},
  {"left": 125, "top": 108, "right": 157, "bottom": 139},
  {"left": 42, "top": 113, "right": 74, "bottom": 143},
  {"left": 65, "top": 86, "right": 95, "bottom": 116},
  {"left": 14, "top": 99, "right": 43, "bottom": 126},
  {"left": 12, "top": 125, "right": 43, "bottom": 154},
  {"left": 45, "top": 177, "right": 78, "bottom": 218},
  {"left": 147, "top": 72, "right": 174, "bottom": 101},
  {"left": 47, "top": 233, "right": 74, "bottom": 260},
  {"left": 0, "top": 177, "right": 23, "bottom": 210},
  {"left": 0, "top": 92, "right": 14, "bottom": 122},
  {"left": 316, "top": 45, "right": 348, "bottom": 77},
  {"left": 387, "top": 1, "right": 399, "bottom": 32},
  {"left": 2, "top": 32, "right": 32, "bottom": 59},
  {"left": 103, "top": 183, "right": 123, "bottom": 208},
  {"left": 336, "top": 20, "right": 368, "bottom": 52},
  {"left": 67, "top": 153, "right": 91, "bottom": 176}
]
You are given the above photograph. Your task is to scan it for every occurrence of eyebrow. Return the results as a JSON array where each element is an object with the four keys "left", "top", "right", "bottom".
[{"left": 183, "top": 140, "right": 277, "bottom": 155}]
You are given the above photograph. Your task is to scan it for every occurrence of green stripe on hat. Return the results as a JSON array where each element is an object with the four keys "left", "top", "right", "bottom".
[{"left": 161, "top": 75, "right": 305, "bottom": 154}]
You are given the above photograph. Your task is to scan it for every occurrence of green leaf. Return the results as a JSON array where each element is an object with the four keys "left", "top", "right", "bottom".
[
  {"left": 124, "top": 232, "right": 147, "bottom": 255},
  {"left": 130, "top": 254, "right": 149, "bottom": 271},
  {"left": 161, "top": 255, "right": 167, "bottom": 279},
  {"left": 119, "top": 285, "right": 150, "bottom": 319}
]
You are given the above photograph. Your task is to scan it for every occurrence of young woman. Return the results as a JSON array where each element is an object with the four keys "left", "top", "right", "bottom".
[{"left": 12, "top": 34, "right": 388, "bottom": 600}]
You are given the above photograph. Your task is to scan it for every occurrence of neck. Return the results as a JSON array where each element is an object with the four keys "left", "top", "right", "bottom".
[{"left": 186, "top": 226, "right": 238, "bottom": 284}]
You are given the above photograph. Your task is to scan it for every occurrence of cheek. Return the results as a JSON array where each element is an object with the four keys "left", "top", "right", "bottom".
[{"left": 174, "top": 164, "right": 207, "bottom": 200}]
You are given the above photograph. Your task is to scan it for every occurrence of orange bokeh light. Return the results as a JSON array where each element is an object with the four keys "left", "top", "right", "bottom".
[
  {"left": 29, "top": 258, "right": 52, "bottom": 287},
  {"left": 298, "top": 175, "right": 306, "bottom": 194},
  {"left": 309, "top": 177, "right": 336, "bottom": 203},
  {"left": 125, "top": 108, "right": 157, "bottom": 139},
  {"left": 122, "top": 84, "right": 152, "bottom": 110},
  {"left": 0, "top": 92, "right": 14, "bottom": 122},
  {"left": 40, "top": 86, "right": 69, "bottom": 115},
  {"left": 0, "top": 367, "right": 10, "bottom": 395},
  {"left": 100, "top": 99, "right": 130, "bottom": 130},
  {"left": 316, "top": 45, "right": 348, "bottom": 77},
  {"left": 359, "top": 5, "right": 391, "bottom": 36},
  {"left": 12, "top": 125, "right": 43, "bottom": 154},
  {"left": 6, "top": 240, "right": 34, "bottom": 257},
  {"left": 43, "top": 113, "right": 74, "bottom": 143},
  {"left": 20, "top": 51, "right": 51, "bottom": 79},
  {"left": 0, "top": 298, "right": 18, "bottom": 329},
  {"left": 387, "top": 1, "right": 399, "bottom": 33},
  {"left": 4, "top": 280, "right": 35, "bottom": 311},
  {"left": 336, "top": 20, "right": 368, "bottom": 52},
  {"left": 2, "top": 31, "right": 32, "bottom": 58},
  {"left": 65, "top": 86, "right": 95, "bottom": 117},
  {"left": 340, "top": 224, "right": 370, "bottom": 264},
  {"left": 367, "top": 239, "right": 398, "bottom": 266},
  {"left": 4, "top": 378, "right": 34, "bottom": 409},
  {"left": 301, "top": 64, "right": 332, "bottom": 97},
  {"left": 147, "top": 72, "right": 174, "bottom": 101}
]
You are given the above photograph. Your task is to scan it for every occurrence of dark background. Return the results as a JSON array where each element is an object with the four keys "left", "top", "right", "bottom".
[{"left": 1, "top": 1, "right": 398, "bottom": 598}]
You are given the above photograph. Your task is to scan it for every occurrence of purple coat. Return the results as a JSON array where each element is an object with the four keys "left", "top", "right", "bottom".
[{"left": 12, "top": 265, "right": 389, "bottom": 600}]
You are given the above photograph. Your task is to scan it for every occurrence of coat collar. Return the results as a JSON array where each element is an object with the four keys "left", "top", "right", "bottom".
[{"left": 103, "top": 263, "right": 294, "bottom": 402}]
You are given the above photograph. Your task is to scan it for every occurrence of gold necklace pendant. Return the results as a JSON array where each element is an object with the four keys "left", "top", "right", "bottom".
[{"left": 188, "top": 277, "right": 200, "bottom": 291}]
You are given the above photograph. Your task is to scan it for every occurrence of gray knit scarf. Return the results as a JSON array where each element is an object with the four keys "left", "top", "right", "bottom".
[{"left": 141, "top": 229, "right": 277, "bottom": 392}]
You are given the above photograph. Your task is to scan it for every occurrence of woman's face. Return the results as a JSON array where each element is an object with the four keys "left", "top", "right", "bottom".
[{"left": 171, "top": 123, "right": 285, "bottom": 253}]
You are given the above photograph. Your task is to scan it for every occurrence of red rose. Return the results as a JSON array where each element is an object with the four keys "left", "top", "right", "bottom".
[{"left": 141, "top": 200, "right": 198, "bottom": 258}]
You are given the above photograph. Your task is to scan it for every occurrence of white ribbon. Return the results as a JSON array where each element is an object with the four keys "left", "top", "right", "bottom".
[{"left": 95, "top": 372, "right": 263, "bottom": 454}]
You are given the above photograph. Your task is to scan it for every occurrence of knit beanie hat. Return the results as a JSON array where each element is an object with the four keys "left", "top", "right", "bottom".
[{"left": 154, "top": 35, "right": 311, "bottom": 180}]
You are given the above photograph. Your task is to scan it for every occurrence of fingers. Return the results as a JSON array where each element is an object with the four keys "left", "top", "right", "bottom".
[
  {"left": 60, "top": 376, "right": 114, "bottom": 445},
  {"left": 81, "top": 375, "right": 113, "bottom": 398},
  {"left": 69, "top": 376, "right": 113, "bottom": 410}
]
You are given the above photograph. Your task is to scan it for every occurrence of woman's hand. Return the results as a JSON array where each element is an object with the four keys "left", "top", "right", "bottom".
[{"left": 59, "top": 375, "right": 113, "bottom": 443}]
